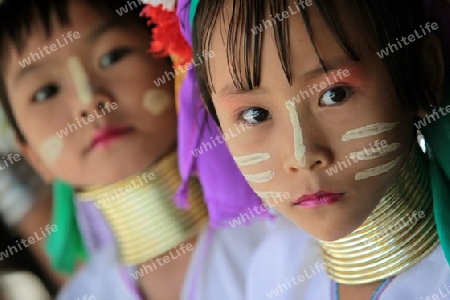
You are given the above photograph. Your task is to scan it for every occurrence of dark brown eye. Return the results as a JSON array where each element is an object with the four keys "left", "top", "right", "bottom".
[
  {"left": 99, "top": 48, "right": 130, "bottom": 68},
  {"left": 241, "top": 108, "right": 271, "bottom": 124},
  {"left": 32, "top": 84, "right": 60, "bottom": 102},
  {"left": 320, "top": 87, "right": 351, "bottom": 106}
]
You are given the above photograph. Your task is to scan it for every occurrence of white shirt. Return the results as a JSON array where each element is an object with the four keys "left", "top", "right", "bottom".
[
  {"left": 246, "top": 217, "right": 450, "bottom": 300},
  {"left": 58, "top": 219, "right": 270, "bottom": 300}
]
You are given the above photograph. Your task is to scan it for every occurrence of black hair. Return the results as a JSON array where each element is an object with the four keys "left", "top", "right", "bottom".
[
  {"left": 0, "top": 0, "right": 149, "bottom": 143},
  {"left": 192, "top": 0, "right": 439, "bottom": 126}
]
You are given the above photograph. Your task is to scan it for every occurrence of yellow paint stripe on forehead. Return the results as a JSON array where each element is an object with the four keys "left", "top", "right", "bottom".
[
  {"left": 342, "top": 122, "right": 399, "bottom": 142},
  {"left": 68, "top": 56, "right": 92, "bottom": 106},
  {"left": 243, "top": 171, "right": 275, "bottom": 183},
  {"left": 285, "top": 101, "right": 306, "bottom": 168},
  {"left": 233, "top": 153, "right": 271, "bottom": 166},
  {"left": 355, "top": 155, "right": 402, "bottom": 180}
]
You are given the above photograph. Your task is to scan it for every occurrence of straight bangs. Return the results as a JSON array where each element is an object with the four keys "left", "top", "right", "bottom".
[
  {"left": 0, "top": 0, "right": 144, "bottom": 56},
  {"left": 0, "top": 0, "right": 70, "bottom": 56},
  {"left": 192, "top": 0, "right": 435, "bottom": 125}
]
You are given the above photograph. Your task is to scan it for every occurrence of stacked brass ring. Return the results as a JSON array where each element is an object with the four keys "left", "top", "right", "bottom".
[
  {"left": 77, "top": 151, "right": 209, "bottom": 265},
  {"left": 320, "top": 142, "right": 438, "bottom": 284}
]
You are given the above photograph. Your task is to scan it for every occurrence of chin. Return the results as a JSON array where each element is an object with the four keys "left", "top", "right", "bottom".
[
  {"left": 294, "top": 219, "right": 361, "bottom": 242},
  {"left": 315, "top": 232, "right": 349, "bottom": 242},
  {"left": 90, "top": 160, "right": 150, "bottom": 186}
]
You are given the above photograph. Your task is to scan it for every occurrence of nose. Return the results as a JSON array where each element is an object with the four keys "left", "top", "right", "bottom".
[
  {"left": 283, "top": 144, "right": 333, "bottom": 174},
  {"left": 282, "top": 103, "right": 333, "bottom": 174},
  {"left": 67, "top": 56, "right": 115, "bottom": 119},
  {"left": 79, "top": 94, "right": 115, "bottom": 119}
]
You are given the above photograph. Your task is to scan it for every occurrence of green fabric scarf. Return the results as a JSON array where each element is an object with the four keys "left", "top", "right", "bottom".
[
  {"left": 421, "top": 80, "right": 450, "bottom": 263},
  {"left": 45, "top": 180, "right": 87, "bottom": 274}
]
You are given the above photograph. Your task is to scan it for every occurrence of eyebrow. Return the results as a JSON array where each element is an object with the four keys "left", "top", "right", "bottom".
[
  {"left": 217, "top": 84, "right": 266, "bottom": 99},
  {"left": 14, "top": 20, "right": 120, "bottom": 85},
  {"left": 296, "top": 56, "right": 353, "bottom": 81},
  {"left": 216, "top": 56, "right": 354, "bottom": 99},
  {"left": 85, "top": 19, "right": 120, "bottom": 44},
  {"left": 14, "top": 61, "right": 47, "bottom": 86}
]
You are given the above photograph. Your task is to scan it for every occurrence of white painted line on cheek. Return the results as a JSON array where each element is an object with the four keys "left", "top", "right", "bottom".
[
  {"left": 67, "top": 56, "right": 92, "bottom": 106},
  {"left": 243, "top": 170, "right": 275, "bottom": 183},
  {"left": 255, "top": 191, "right": 283, "bottom": 199},
  {"left": 354, "top": 155, "right": 402, "bottom": 180},
  {"left": 233, "top": 153, "right": 271, "bottom": 166},
  {"left": 341, "top": 122, "right": 399, "bottom": 142},
  {"left": 285, "top": 101, "right": 306, "bottom": 167},
  {"left": 142, "top": 89, "right": 173, "bottom": 116},
  {"left": 349, "top": 143, "right": 402, "bottom": 161},
  {"left": 38, "top": 136, "right": 63, "bottom": 166}
]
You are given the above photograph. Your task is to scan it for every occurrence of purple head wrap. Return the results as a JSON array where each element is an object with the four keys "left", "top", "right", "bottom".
[{"left": 174, "top": 0, "right": 270, "bottom": 228}]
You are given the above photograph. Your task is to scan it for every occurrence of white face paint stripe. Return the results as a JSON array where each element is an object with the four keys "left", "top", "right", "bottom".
[
  {"left": 233, "top": 153, "right": 270, "bottom": 167},
  {"left": 355, "top": 156, "right": 402, "bottom": 180},
  {"left": 285, "top": 101, "right": 306, "bottom": 167},
  {"left": 142, "top": 89, "right": 173, "bottom": 116},
  {"left": 341, "top": 122, "right": 399, "bottom": 142},
  {"left": 349, "top": 143, "right": 402, "bottom": 161},
  {"left": 38, "top": 136, "right": 63, "bottom": 166},
  {"left": 243, "top": 171, "right": 275, "bottom": 183},
  {"left": 67, "top": 56, "right": 92, "bottom": 106},
  {"left": 255, "top": 191, "right": 283, "bottom": 199}
]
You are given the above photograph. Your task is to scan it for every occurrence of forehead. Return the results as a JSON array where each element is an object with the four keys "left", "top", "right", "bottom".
[
  {"left": 7, "top": 1, "right": 104, "bottom": 57},
  {"left": 207, "top": 2, "right": 366, "bottom": 99},
  {"left": 3, "top": 1, "right": 126, "bottom": 88}
]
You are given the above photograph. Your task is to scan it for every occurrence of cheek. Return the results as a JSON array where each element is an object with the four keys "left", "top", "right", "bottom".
[
  {"left": 37, "top": 135, "right": 64, "bottom": 166},
  {"left": 142, "top": 89, "right": 173, "bottom": 116},
  {"left": 348, "top": 142, "right": 402, "bottom": 162},
  {"left": 337, "top": 121, "right": 410, "bottom": 182},
  {"left": 227, "top": 137, "right": 284, "bottom": 200},
  {"left": 233, "top": 152, "right": 271, "bottom": 166},
  {"left": 341, "top": 122, "right": 400, "bottom": 142},
  {"left": 216, "top": 110, "right": 285, "bottom": 195}
]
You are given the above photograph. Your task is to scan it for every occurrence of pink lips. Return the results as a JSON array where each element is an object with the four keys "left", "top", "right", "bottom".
[
  {"left": 292, "top": 191, "right": 345, "bottom": 208},
  {"left": 90, "top": 126, "right": 133, "bottom": 150}
]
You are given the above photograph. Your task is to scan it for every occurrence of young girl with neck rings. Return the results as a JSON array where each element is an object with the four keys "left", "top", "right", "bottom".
[
  {"left": 186, "top": 0, "right": 450, "bottom": 299},
  {"left": 0, "top": 0, "right": 268, "bottom": 299}
]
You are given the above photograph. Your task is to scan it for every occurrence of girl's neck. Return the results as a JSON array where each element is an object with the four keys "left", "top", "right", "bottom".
[
  {"left": 138, "top": 235, "right": 199, "bottom": 300},
  {"left": 320, "top": 140, "right": 439, "bottom": 284},
  {"left": 76, "top": 151, "right": 209, "bottom": 266}
]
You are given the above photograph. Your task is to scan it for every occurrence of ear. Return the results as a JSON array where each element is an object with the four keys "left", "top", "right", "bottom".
[
  {"left": 417, "top": 33, "right": 445, "bottom": 118},
  {"left": 17, "top": 139, "right": 55, "bottom": 184}
]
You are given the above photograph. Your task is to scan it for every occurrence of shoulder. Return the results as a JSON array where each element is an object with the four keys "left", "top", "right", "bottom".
[
  {"left": 182, "top": 219, "right": 271, "bottom": 300},
  {"left": 249, "top": 216, "right": 320, "bottom": 270},
  {"left": 382, "top": 244, "right": 450, "bottom": 299},
  {"left": 57, "top": 245, "right": 140, "bottom": 300},
  {"left": 246, "top": 217, "right": 330, "bottom": 300}
]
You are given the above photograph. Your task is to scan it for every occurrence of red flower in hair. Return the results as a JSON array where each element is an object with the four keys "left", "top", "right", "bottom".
[{"left": 142, "top": 4, "right": 192, "bottom": 67}]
